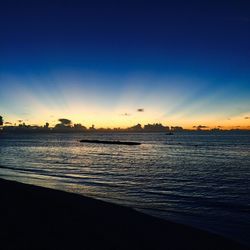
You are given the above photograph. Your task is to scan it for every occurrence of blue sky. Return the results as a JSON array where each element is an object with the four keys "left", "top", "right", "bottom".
[{"left": 0, "top": 0, "right": 249, "bottom": 128}]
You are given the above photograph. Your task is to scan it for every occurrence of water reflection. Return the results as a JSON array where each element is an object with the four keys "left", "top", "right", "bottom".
[{"left": 0, "top": 132, "right": 250, "bottom": 245}]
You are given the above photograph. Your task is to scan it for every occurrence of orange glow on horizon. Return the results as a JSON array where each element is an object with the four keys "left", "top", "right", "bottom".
[
  {"left": 3, "top": 111, "right": 250, "bottom": 130},
  {"left": 1, "top": 74, "right": 249, "bottom": 130}
]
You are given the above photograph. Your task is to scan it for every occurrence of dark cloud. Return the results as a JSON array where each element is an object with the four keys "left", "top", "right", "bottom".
[
  {"left": 244, "top": 117, "right": 250, "bottom": 119},
  {"left": 137, "top": 108, "right": 144, "bottom": 112},
  {"left": 121, "top": 113, "right": 131, "bottom": 116},
  {"left": 4, "top": 122, "right": 12, "bottom": 125}
]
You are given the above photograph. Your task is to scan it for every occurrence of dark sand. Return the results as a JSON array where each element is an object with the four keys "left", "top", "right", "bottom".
[{"left": 0, "top": 178, "right": 248, "bottom": 250}]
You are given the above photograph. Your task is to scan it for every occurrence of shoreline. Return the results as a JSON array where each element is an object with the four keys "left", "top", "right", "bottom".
[{"left": 0, "top": 178, "right": 248, "bottom": 250}]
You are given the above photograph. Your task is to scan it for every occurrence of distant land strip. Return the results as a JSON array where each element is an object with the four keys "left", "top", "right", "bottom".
[{"left": 79, "top": 139, "right": 141, "bottom": 145}]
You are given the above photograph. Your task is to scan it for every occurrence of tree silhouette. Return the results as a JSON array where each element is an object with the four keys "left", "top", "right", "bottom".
[
  {"left": 0, "top": 116, "right": 3, "bottom": 126},
  {"left": 58, "top": 118, "right": 72, "bottom": 126}
]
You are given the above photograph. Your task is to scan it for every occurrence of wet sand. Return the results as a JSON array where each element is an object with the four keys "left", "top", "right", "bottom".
[{"left": 0, "top": 178, "right": 248, "bottom": 250}]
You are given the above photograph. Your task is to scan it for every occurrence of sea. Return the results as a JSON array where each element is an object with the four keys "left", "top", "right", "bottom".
[{"left": 0, "top": 131, "right": 249, "bottom": 246}]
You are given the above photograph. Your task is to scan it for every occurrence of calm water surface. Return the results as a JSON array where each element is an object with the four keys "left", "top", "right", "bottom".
[{"left": 0, "top": 132, "right": 249, "bottom": 246}]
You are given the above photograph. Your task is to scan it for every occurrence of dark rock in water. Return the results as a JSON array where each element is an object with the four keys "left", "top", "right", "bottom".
[{"left": 79, "top": 139, "right": 141, "bottom": 145}]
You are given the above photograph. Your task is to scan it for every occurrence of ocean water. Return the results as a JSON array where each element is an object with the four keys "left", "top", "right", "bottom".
[{"left": 0, "top": 132, "right": 249, "bottom": 246}]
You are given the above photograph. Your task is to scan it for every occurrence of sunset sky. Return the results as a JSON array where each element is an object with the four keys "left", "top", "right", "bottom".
[{"left": 0, "top": 0, "right": 249, "bottom": 129}]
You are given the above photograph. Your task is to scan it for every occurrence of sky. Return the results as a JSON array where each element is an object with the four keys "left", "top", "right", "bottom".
[{"left": 0, "top": 0, "right": 249, "bottom": 129}]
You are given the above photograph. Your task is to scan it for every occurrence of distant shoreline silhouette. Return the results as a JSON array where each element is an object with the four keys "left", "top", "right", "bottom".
[{"left": 0, "top": 116, "right": 249, "bottom": 133}]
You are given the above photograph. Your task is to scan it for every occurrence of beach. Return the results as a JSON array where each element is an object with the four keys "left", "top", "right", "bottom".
[{"left": 0, "top": 178, "right": 248, "bottom": 250}]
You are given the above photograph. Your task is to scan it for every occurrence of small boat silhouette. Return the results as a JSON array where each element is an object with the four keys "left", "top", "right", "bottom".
[{"left": 165, "top": 132, "right": 174, "bottom": 135}]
